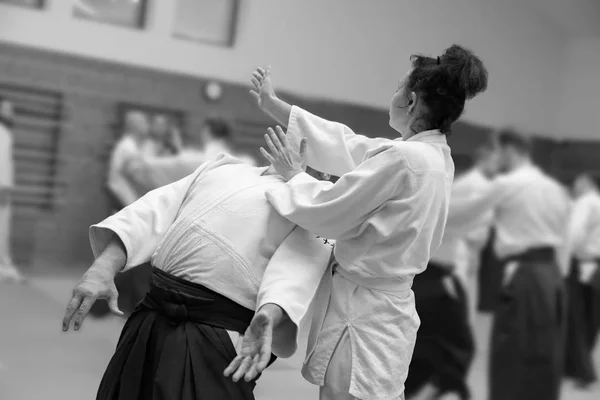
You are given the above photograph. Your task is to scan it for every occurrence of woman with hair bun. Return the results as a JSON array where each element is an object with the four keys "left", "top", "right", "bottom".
[{"left": 225, "top": 45, "right": 488, "bottom": 400}]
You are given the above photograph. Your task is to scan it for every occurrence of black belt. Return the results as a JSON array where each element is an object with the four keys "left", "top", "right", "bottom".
[
  {"left": 504, "top": 247, "right": 555, "bottom": 264},
  {"left": 140, "top": 268, "right": 254, "bottom": 334}
]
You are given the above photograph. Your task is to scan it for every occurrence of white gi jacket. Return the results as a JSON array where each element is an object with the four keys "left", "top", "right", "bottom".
[
  {"left": 264, "top": 106, "right": 454, "bottom": 399},
  {"left": 563, "top": 191, "right": 600, "bottom": 281},
  {"left": 90, "top": 154, "right": 332, "bottom": 358},
  {"left": 449, "top": 163, "right": 571, "bottom": 261},
  {"left": 432, "top": 168, "right": 494, "bottom": 276},
  {"left": 107, "top": 134, "right": 144, "bottom": 207}
]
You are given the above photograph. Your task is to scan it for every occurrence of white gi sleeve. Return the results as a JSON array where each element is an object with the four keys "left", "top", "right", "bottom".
[
  {"left": 287, "top": 106, "right": 391, "bottom": 177},
  {"left": 560, "top": 197, "right": 591, "bottom": 273},
  {"left": 256, "top": 226, "right": 331, "bottom": 358},
  {"left": 265, "top": 146, "right": 403, "bottom": 240},
  {"left": 107, "top": 138, "right": 140, "bottom": 206},
  {"left": 90, "top": 163, "right": 208, "bottom": 270},
  {"left": 446, "top": 176, "right": 515, "bottom": 236}
]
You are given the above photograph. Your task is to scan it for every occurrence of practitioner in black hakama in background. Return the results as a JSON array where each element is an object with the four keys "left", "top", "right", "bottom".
[
  {"left": 475, "top": 229, "right": 503, "bottom": 312},
  {"left": 563, "top": 172, "right": 600, "bottom": 388},
  {"left": 448, "top": 130, "right": 571, "bottom": 400},
  {"left": 405, "top": 141, "right": 499, "bottom": 400}
]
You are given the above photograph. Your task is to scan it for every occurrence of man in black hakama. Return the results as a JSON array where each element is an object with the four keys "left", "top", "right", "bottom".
[
  {"left": 405, "top": 262, "right": 475, "bottom": 400},
  {"left": 564, "top": 258, "right": 600, "bottom": 386},
  {"left": 448, "top": 131, "right": 571, "bottom": 400}
]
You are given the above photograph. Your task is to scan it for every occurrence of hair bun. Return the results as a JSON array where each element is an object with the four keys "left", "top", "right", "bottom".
[{"left": 441, "top": 44, "right": 488, "bottom": 99}]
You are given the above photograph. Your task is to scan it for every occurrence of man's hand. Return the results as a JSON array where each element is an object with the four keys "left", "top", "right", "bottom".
[
  {"left": 224, "top": 304, "right": 283, "bottom": 382},
  {"left": 62, "top": 263, "right": 123, "bottom": 332}
]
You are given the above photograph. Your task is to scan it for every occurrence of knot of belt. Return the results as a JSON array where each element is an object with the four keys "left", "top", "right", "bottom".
[{"left": 161, "top": 302, "right": 190, "bottom": 325}]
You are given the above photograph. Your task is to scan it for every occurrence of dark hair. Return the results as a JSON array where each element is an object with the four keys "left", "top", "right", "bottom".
[
  {"left": 497, "top": 129, "right": 532, "bottom": 155},
  {"left": 204, "top": 118, "right": 232, "bottom": 140},
  {"left": 406, "top": 44, "right": 488, "bottom": 134}
]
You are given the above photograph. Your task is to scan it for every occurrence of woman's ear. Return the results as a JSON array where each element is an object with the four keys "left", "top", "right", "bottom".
[{"left": 407, "top": 91, "right": 418, "bottom": 114}]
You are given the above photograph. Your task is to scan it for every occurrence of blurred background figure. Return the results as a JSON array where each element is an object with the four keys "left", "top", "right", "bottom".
[
  {"left": 449, "top": 130, "right": 571, "bottom": 400},
  {"left": 198, "top": 117, "right": 257, "bottom": 166},
  {"left": 563, "top": 172, "right": 600, "bottom": 389},
  {"left": 0, "top": 97, "right": 23, "bottom": 283},
  {"left": 145, "top": 114, "right": 182, "bottom": 156},
  {"left": 127, "top": 117, "right": 256, "bottom": 193},
  {"left": 106, "top": 110, "right": 150, "bottom": 210}
]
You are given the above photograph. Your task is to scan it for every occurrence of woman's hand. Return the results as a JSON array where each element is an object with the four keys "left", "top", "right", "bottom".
[
  {"left": 260, "top": 126, "right": 307, "bottom": 181},
  {"left": 250, "top": 66, "right": 277, "bottom": 110}
]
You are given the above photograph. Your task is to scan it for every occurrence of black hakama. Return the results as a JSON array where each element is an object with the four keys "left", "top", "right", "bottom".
[
  {"left": 564, "top": 258, "right": 600, "bottom": 384},
  {"left": 489, "top": 247, "right": 566, "bottom": 400},
  {"left": 477, "top": 230, "right": 503, "bottom": 313},
  {"left": 97, "top": 268, "right": 276, "bottom": 400},
  {"left": 405, "top": 262, "right": 475, "bottom": 400}
]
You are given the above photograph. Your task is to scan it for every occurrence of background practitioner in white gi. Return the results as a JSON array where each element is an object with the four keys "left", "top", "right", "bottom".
[
  {"left": 563, "top": 172, "right": 600, "bottom": 388},
  {"left": 448, "top": 131, "right": 571, "bottom": 400}
]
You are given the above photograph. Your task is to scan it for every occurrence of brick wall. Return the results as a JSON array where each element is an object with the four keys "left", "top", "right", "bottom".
[{"left": 2, "top": 42, "right": 558, "bottom": 271}]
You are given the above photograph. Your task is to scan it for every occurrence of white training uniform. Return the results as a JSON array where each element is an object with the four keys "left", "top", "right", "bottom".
[
  {"left": 107, "top": 134, "right": 144, "bottom": 207},
  {"left": 264, "top": 106, "right": 454, "bottom": 399},
  {"left": 126, "top": 140, "right": 258, "bottom": 193},
  {"left": 563, "top": 190, "right": 600, "bottom": 282},
  {"left": 90, "top": 154, "right": 332, "bottom": 358}
]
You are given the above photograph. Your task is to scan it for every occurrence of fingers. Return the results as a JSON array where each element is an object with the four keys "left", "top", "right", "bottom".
[
  {"left": 264, "top": 130, "right": 279, "bottom": 155},
  {"left": 62, "top": 293, "right": 83, "bottom": 331},
  {"left": 244, "top": 354, "right": 262, "bottom": 382},
  {"left": 251, "top": 77, "right": 261, "bottom": 89},
  {"left": 231, "top": 355, "right": 253, "bottom": 382},
  {"left": 257, "top": 67, "right": 266, "bottom": 77},
  {"left": 260, "top": 147, "right": 275, "bottom": 164},
  {"left": 108, "top": 294, "right": 124, "bottom": 317},
  {"left": 299, "top": 138, "right": 308, "bottom": 157},
  {"left": 252, "top": 343, "right": 272, "bottom": 377},
  {"left": 267, "top": 127, "right": 284, "bottom": 151},
  {"left": 73, "top": 295, "right": 97, "bottom": 331},
  {"left": 223, "top": 355, "right": 244, "bottom": 377},
  {"left": 249, "top": 90, "right": 260, "bottom": 101},
  {"left": 274, "top": 126, "right": 287, "bottom": 146},
  {"left": 252, "top": 71, "right": 263, "bottom": 82}
]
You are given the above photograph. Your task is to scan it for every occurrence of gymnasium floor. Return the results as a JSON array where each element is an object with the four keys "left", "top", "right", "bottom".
[{"left": 0, "top": 275, "right": 598, "bottom": 400}]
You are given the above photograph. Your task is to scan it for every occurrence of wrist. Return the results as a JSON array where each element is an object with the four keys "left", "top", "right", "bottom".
[
  {"left": 261, "top": 94, "right": 278, "bottom": 113},
  {"left": 257, "top": 303, "right": 286, "bottom": 327},
  {"left": 283, "top": 170, "right": 303, "bottom": 182}
]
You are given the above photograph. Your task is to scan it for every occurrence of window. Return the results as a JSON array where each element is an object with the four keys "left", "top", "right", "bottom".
[
  {"left": 0, "top": 0, "right": 44, "bottom": 9},
  {"left": 73, "top": 0, "right": 148, "bottom": 29},
  {"left": 173, "top": 0, "right": 240, "bottom": 47}
]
